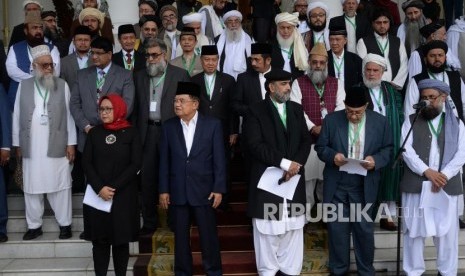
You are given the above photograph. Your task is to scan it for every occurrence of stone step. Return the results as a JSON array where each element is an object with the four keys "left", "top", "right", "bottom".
[
  {"left": 0, "top": 231, "right": 138, "bottom": 259},
  {"left": 7, "top": 193, "right": 85, "bottom": 211},
  {"left": 7, "top": 209, "right": 85, "bottom": 233},
  {"left": 0, "top": 257, "right": 137, "bottom": 275}
]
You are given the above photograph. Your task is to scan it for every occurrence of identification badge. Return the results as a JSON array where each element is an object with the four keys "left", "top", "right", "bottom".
[
  {"left": 150, "top": 101, "right": 157, "bottom": 112},
  {"left": 321, "top": 107, "right": 328, "bottom": 119},
  {"left": 40, "top": 114, "right": 48, "bottom": 125}
]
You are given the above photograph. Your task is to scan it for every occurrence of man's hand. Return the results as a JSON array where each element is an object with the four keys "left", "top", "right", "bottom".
[
  {"left": 16, "top": 147, "right": 22, "bottom": 159},
  {"left": 208, "top": 192, "right": 222, "bottom": 208},
  {"left": 66, "top": 145, "right": 75, "bottom": 164},
  {"left": 98, "top": 186, "right": 116, "bottom": 201},
  {"left": 159, "top": 193, "right": 170, "bottom": 209},
  {"left": 84, "top": 125, "right": 94, "bottom": 134},
  {"left": 310, "top": 125, "right": 321, "bottom": 136},
  {"left": 334, "top": 153, "right": 347, "bottom": 167},
  {"left": 361, "top": 156, "right": 375, "bottom": 170},
  {"left": 288, "top": 161, "right": 302, "bottom": 177},
  {"left": 229, "top": 134, "right": 238, "bottom": 146},
  {"left": 0, "top": 149, "right": 10, "bottom": 166},
  {"left": 424, "top": 168, "right": 448, "bottom": 191}
]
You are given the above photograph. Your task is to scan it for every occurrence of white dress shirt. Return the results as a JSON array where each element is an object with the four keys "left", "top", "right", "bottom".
[
  {"left": 332, "top": 50, "right": 345, "bottom": 81},
  {"left": 259, "top": 67, "right": 272, "bottom": 99},
  {"left": 180, "top": 111, "right": 198, "bottom": 155},
  {"left": 368, "top": 85, "right": 386, "bottom": 116}
]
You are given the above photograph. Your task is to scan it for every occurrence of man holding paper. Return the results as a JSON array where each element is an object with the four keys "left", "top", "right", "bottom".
[
  {"left": 400, "top": 79, "right": 465, "bottom": 276},
  {"left": 245, "top": 68, "right": 311, "bottom": 276},
  {"left": 315, "top": 86, "right": 393, "bottom": 275}
]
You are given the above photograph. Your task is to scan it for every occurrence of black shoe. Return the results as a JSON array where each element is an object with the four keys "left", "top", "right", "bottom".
[
  {"left": 459, "top": 219, "right": 465, "bottom": 229},
  {"left": 23, "top": 227, "right": 43, "bottom": 240},
  {"left": 139, "top": 226, "right": 156, "bottom": 236},
  {"left": 59, "top": 225, "right": 72, "bottom": 239},
  {"left": 79, "top": 231, "right": 85, "bottom": 240},
  {"left": 0, "top": 233, "right": 8, "bottom": 243},
  {"left": 380, "top": 218, "right": 398, "bottom": 231}
]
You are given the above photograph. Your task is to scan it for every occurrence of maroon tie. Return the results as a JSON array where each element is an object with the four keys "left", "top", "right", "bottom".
[{"left": 126, "top": 53, "right": 132, "bottom": 70}]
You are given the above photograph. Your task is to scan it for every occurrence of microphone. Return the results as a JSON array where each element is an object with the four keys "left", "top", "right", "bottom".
[{"left": 413, "top": 100, "right": 430, "bottom": 110}]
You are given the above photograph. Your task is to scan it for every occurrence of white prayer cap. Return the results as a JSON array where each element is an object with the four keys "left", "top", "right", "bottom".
[
  {"left": 362, "top": 53, "right": 387, "bottom": 69},
  {"left": 182, "top": 12, "right": 203, "bottom": 24},
  {"left": 275, "top": 12, "right": 299, "bottom": 26},
  {"left": 223, "top": 10, "right": 242, "bottom": 22},
  {"left": 23, "top": 0, "right": 42, "bottom": 9},
  {"left": 307, "top": 1, "right": 329, "bottom": 17},
  {"left": 340, "top": 0, "right": 360, "bottom": 4},
  {"left": 30, "top": 45, "right": 51, "bottom": 60}
]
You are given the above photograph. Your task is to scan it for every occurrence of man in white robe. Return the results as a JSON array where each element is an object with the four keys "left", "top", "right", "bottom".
[
  {"left": 396, "top": 0, "right": 428, "bottom": 55},
  {"left": 199, "top": 0, "right": 226, "bottom": 40},
  {"left": 447, "top": 16, "right": 465, "bottom": 81},
  {"left": 401, "top": 79, "right": 465, "bottom": 276},
  {"left": 12, "top": 45, "right": 76, "bottom": 241}
]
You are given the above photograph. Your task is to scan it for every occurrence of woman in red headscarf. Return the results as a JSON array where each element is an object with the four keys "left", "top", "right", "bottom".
[{"left": 82, "top": 94, "right": 142, "bottom": 276}]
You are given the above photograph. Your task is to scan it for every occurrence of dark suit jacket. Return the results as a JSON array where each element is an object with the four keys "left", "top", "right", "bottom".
[
  {"left": 112, "top": 50, "right": 146, "bottom": 72},
  {"left": 315, "top": 110, "right": 393, "bottom": 206},
  {"left": 327, "top": 50, "right": 363, "bottom": 92},
  {"left": 8, "top": 24, "right": 25, "bottom": 51},
  {"left": 159, "top": 113, "right": 227, "bottom": 206},
  {"left": 245, "top": 98, "right": 311, "bottom": 219},
  {"left": 270, "top": 40, "right": 305, "bottom": 80},
  {"left": 0, "top": 85, "right": 12, "bottom": 149},
  {"left": 0, "top": 40, "right": 9, "bottom": 91},
  {"left": 232, "top": 70, "right": 264, "bottom": 117},
  {"left": 132, "top": 64, "right": 190, "bottom": 146},
  {"left": 329, "top": 13, "right": 372, "bottom": 44},
  {"left": 191, "top": 71, "right": 239, "bottom": 139},
  {"left": 60, "top": 52, "right": 93, "bottom": 88}
]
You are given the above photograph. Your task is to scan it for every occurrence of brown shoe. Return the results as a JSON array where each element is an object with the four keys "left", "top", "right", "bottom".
[{"left": 380, "top": 218, "right": 397, "bottom": 231}]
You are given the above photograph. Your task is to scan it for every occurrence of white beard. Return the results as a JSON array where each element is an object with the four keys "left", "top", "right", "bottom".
[
  {"left": 307, "top": 67, "right": 328, "bottom": 85},
  {"left": 35, "top": 70, "right": 56, "bottom": 91},
  {"left": 277, "top": 33, "right": 293, "bottom": 49},
  {"left": 226, "top": 28, "right": 242, "bottom": 43},
  {"left": 146, "top": 60, "right": 167, "bottom": 77},
  {"left": 363, "top": 76, "right": 382, "bottom": 89}
]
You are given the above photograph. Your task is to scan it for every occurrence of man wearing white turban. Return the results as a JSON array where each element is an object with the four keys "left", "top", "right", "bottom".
[
  {"left": 199, "top": 0, "right": 227, "bottom": 40},
  {"left": 271, "top": 12, "right": 309, "bottom": 79},
  {"left": 175, "top": 12, "right": 212, "bottom": 57},
  {"left": 303, "top": 2, "right": 330, "bottom": 51}
]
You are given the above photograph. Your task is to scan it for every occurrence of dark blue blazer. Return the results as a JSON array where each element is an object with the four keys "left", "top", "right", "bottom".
[
  {"left": 159, "top": 113, "right": 227, "bottom": 206},
  {"left": 0, "top": 85, "right": 12, "bottom": 149},
  {"left": 315, "top": 110, "right": 393, "bottom": 205}
]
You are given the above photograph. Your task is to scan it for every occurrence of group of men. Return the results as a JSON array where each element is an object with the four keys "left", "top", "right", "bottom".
[{"left": 1, "top": 0, "right": 465, "bottom": 275}]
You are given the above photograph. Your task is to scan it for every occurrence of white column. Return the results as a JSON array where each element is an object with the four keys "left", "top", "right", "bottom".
[{"left": 107, "top": 0, "right": 138, "bottom": 52}]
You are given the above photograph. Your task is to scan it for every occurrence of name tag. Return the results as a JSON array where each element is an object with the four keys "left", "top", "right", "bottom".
[
  {"left": 150, "top": 101, "right": 157, "bottom": 112},
  {"left": 40, "top": 114, "right": 48, "bottom": 125}
]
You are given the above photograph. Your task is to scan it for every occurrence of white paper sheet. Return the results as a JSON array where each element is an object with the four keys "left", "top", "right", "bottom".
[
  {"left": 419, "top": 181, "right": 450, "bottom": 210},
  {"left": 83, "top": 184, "right": 113, "bottom": 213},
  {"left": 339, "top": 157, "right": 369, "bottom": 176},
  {"left": 257, "top": 167, "right": 301, "bottom": 200}
]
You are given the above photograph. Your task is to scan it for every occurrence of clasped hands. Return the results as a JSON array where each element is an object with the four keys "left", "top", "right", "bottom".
[
  {"left": 424, "top": 168, "right": 448, "bottom": 193},
  {"left": 280, "top": 161, "right": 302, "bottom": 183},
  {"left": 99, "top": 186, "right": 115, "bottom": 201},
  {"left": 334, "top": 153, "right": 376, "bottom": 170}
]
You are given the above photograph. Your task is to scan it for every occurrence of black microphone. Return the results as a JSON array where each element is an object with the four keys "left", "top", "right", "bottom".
[{"left": 413, "top": 100, "right": 430, "bottom": 110}]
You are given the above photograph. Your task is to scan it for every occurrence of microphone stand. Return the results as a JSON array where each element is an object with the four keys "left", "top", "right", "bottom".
[{"left": 391, "top": 107, "right": 423, "bottom": 276}]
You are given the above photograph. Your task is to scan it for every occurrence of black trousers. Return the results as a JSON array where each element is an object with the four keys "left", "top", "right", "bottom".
[{"left": 92, "top": 240, "right": 129, "bottom": 276}]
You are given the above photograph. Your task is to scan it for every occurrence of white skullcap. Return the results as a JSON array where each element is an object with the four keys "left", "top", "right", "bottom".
[
  {"left": 223, "top": 10, "right": 242, "bottom": 22},
  {"left": 182, "top": 12, "right": 203, "bottom": 24},
  {"left": 23, "top": 0, "right": 42, "bottom": 9},
  {"left": 81, "top": 0, "right": 101, "bottom": 7},
  {"left": 275, "top": 12, "right": 299, "bottom": 26},
  {"left": 294, "top": 0, "right": 308, "bottom": 4},
  {"left": 79, "top": 8, "right": 105, "bottom": 29},
  {"left": 307, "top": 1, "right": 329, "bottom": 17},
  {"left": 30, "top": 45, "right": 51, "bottom": 60},
  {"left": 363, "top": 53, "right": 387, "bottom": 69},
  {"left": 340, "top": 0, "right": 360, "bottom": 4}
]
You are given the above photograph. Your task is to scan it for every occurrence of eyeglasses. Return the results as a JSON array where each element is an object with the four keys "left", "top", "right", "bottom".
[
  {"left": 309, "top": 13, "right": 326, "bottom": 19},
  {"left": 162, "top": 14, "right": 176, "bottom": 21},
  {"left": 36, "top": 62, "right": 56, "bottom": 69},
  {"left": 420, "top": 95, "right": 441, "bottom": 101},
  {"left": 173, "top": 98, "right": 195, "bottom": 104},
  {"left": 145, "top": 52, "right": 164, "bottom": 59},
  {"left": 98, "top": 107, "right": 113, "bottom": 114}
]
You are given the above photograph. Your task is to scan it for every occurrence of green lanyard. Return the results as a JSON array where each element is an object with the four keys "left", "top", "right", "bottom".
[
  {"left": 312, "top": 82, "right": 325, "bottom": 98},
  {"left": 428, "top": 71, "right": 445, "bottom": 82},
  {"left": 369, "top": 88, "right": 384, "bottom": 112},
  {"left": 271, "top": 100, "right": 287, "bottom": 128},
  {"left": 348, "top": 115, "right": 365, "bottom": 156},
  {"left": 35, "top": 80, "right": 49, "bottom": 113},
  {"left": 376, "top": 38, "right": 389, "bottom": 56},
  {"left": 280, "top": 44, "right": 294, "bottom": 59},
  {"left": 333, "top": 55, "right": 344, "bottom": 78},
  {"left": 96, "top": 71, "right": 106, "bottom": 90},
  {"left": 204, "top": 73, "right": 216, "bottom": 99},
  {"left": 344, "top": 15, "right": 356, "bottom": 29},
  {"left": 428, "top": 115, "right": 444, "bottom": 138},
  {"left": 150, "top": 71, "right": 167, "bottom": 96},
  {"left": 314, "top": 33, "right": 324, "bottom": 44},
  {"left": 195, "top": 47, "right": 201, "bottom": 56},
  {"left": 123, "top": 54, "right": 135, "bottom": 70},
  {"left": 182, "top": 55, "right": 197, "bottom": 75}
]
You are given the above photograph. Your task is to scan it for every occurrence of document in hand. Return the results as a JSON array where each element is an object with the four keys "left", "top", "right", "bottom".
[
  {"left": 83, "top": 184, "right": 113, "bottom": 213},
  {"left": 339, "top": 157, "right": 369, "bottom": 176},
  {"left": 257, "top": 167, "right": 301, "bottom": 200}
]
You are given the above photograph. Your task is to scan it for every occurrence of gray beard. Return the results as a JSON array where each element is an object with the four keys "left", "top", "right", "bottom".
[
  {"left": 146, "top": 60, "right": 167, "bottom": 77},
  {"left": 363, "top": 76, "right": 382, "bottom": 89},
  {"left": 273, "top": 90, "right": 291, "bottom": 103},
  {"left": 307, "top": 68, "right": 328, "bottom": 85},
  {"left": 405, "top": 16, "right": 427, "bottom": 52},
  {"left": 35, "top": 71, "right": 56, "bottom": 91},
  {"left": 226, "top": 28, "right": 242, "bottom": 43},
  {"left": 277, "top": 33, "right": 293, "bottom": 49}
]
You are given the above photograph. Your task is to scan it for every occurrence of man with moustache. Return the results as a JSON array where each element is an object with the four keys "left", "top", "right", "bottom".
[
  {"left": 13, "top": 45, "right": 77, "bottom": 241},
  {"left": 175, "top": 13, "right": 212, "bottom": 57},
  {"left": 361, "top": 54, "right": 403, "bottom": 231},
  {"left": 70, "top": 7, "right": 114, "bottom": 47},
  {"left": 199, "top": 0, "right": 227, "bottom": 40},
  {"left": 133, "top": 38, "right": 190, "bottom": 234},
  {"left": 134, "top": 0, "right": 158, "bottom": 39},
  {"left": 246, "top": 68, "right": 311, "bottom": 276},
  {"left": 6, "top": 11, "right": 61, "bottom": 110},
  {"left": 158, "top": 5, "right": 181, "bottom": 61},
  {"left": 404, "top": 40, "right": 465, "bottom": 118},
  {"left": 397, "top": 0, "right": 428, "bottom": 56},
  {"left": 171, "top": 27, "right": 203, "bottom": 76},
  {"left": 401, "top": 79, "right": 465, "bottom": 275},
  {"left": 357, "top": 8, "right": 408, "bottom": 90},
  {"left": 293, "top": 0, "right": 309, "bottom": 35},
  {"left": 139, "top": 15, "right": 159, "bottom": 50},
  {"left": 291, "top": 42, "right": 345, "bottom": 213},
  {"left": 41, "top": 11, "right": 68, "bottom": 58},
  {"left": 216, "top": 10, "right": 252, "bottom": 80},
  {"left": 271, "top": 12, "right": 309, "bottom": 79},
  {"left": 303, "top": 2, "right": 330, "bottom": 52},
  {"left": 8, "top": 0, "right": 42, "bottom": 50},
  {"left": 112, "top": 24, "right": 146, "bottom": 71}
]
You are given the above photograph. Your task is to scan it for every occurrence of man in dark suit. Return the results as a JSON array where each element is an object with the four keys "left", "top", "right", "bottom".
[
  {"left": 245, "top": 69, "right": 311, "bottom": 275},
  {"left": 327, "top": 21, "right": 363, "bottom": 92},
  {"left": 0, "top": 40, "right": 9, "bottom": 91},
  {"left": 8, "top": 1, "right": 42, "bottom": 50},
  {"left": 315, "top": 86, "right": 393, "bottom": 275},
  {"left": 159, "top": 81, "right": 225, "bottom": 276},
  {"left": 112, "top": 24, "right": 146, "bottom": 71},
  {"left": 192, "top": 45, "right": 238, "bottom": 207},
  {"left": 132, "top": 38, "right": 190, "bottom": 234},
  {"left": 0, "top": 85, "right": 11, "bottom": 243}
]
